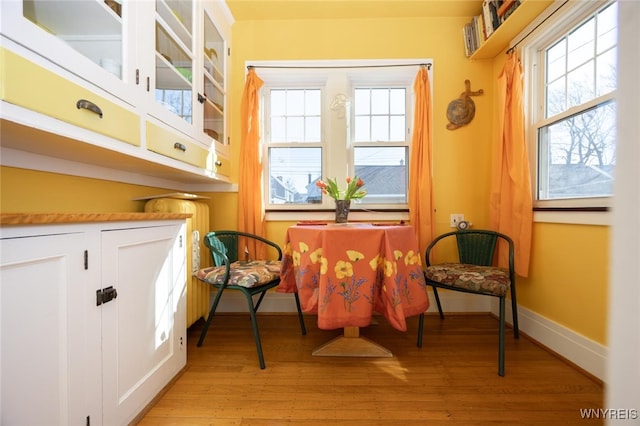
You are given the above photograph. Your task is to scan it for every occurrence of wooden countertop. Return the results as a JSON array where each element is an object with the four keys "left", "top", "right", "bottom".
[{"left": 0, "top": 212, "right": 192, "bottom": 226}]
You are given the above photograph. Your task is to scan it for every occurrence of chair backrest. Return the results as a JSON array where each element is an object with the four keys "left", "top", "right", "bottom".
[
  {"left": 426, "top": 230, "right": 514, "bottom": 271},
  {"left": 455, "top": 231, "right": 499, "bottom": 266},
  {"left": 204, "top": 231, "right": 238, "bottom": 266},
  {"left": 203, "top": 231, "right": 283, "bottom": 266}
]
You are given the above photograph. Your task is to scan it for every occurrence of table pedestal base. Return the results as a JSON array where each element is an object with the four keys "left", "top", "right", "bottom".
[{"left": 312, "top": 326, "right": 393, "bottom": 357}]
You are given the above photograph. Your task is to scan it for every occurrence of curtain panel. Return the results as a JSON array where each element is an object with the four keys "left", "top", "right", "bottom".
[
  {"left": 490, "top": 51, "right": 533, "bottom": 277},
  {"left": 408, "top": 66, "right": 435, "bottom": 257},
  {"left": 238, "top": 68, "right": 267, "bottom": 258}
]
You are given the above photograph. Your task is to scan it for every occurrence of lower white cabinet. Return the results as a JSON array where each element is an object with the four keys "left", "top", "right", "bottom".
[{"left": 0, "top": 220, "right": 187, "bottom": 425}]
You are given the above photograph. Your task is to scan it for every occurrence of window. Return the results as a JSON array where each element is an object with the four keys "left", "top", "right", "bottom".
[
  {"left": 525, "top": 1, "right": 617, "bottom": 209},
  {"left": 255, "top": 60, "right": 430, "bottom": 212}
]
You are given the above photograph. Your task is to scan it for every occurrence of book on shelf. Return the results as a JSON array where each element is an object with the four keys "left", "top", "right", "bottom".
[
  {"left": 463, "top": 22, "right": 473, "bottom": 57},
  {"left": 463, "top": 0, "right": 523, "bottom": 57},
  {"left": 498, "top": 0, "right": 516, "bottom": 17},
  {"left": 482, "top": 0, "right": 495, "bottom": 38},
  {"left": 501, "top": 0, "right": 522, "bottom": 22}
]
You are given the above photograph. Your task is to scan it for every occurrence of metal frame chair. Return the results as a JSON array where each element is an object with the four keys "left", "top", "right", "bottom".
[
  {"left": 417, "top": 229, "right": 519, "bottom": 376},
  {"left": 196, "top": 230, "right": 307, "bottom": 369}
]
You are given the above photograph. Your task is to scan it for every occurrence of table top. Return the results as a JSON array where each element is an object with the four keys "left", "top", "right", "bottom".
[{"left": 278, "top": 223, "right": 429, "bottom": 331}]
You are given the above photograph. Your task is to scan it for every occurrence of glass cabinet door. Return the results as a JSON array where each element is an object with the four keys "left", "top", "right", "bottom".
[
  {"left": 201, "top": 9, "right": 226, "bottom": 147},
  {"left": 21, "top": 0, "right": 124, "bottom": 79},
  {"left": 154, "top": 0, "right": 194, "bottom": 125}
]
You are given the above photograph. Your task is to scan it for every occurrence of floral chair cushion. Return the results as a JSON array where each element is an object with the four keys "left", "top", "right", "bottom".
[
  {"left": 195, "top": 260, "right": 282, "bottom": 288},
  {"left": 424, "top": 263, "right": 510, "bottom": 297}
]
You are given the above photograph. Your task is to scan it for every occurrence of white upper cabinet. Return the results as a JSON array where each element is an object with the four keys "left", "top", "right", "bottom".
[
  {"left": 200, "top": 5, "right": 229, "bottom": 155},
  {"left": 1, "top": 0, "right": 135, "bottom": 104},
  {"left": 0, "top": 0, "right": 233, "bottom": 186},
  {"left": 140, "top": 0, "right": 197, "bottom": 136}
]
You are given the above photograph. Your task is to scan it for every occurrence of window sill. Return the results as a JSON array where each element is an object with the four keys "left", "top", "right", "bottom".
[
  {"left": 265, "top": 210, "right": 409, "bottom": 223},
  {"left": 533, "top": 210, "right": 610, "bottom": 226}
]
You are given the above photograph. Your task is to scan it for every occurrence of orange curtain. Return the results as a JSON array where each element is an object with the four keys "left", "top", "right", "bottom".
[
  {"left": 408, "top": 66, "right": 435, "bottom": 257},
  {"left": 490, "top": 51, "right": 533, "bottom": 277},
  {"left": 238, "top": 68, "right": 266, "bottom": 258}
]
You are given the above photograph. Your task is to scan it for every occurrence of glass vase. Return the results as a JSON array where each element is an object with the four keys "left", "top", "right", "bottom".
[{"left": 334, "top": 200, "right": 351, "bottom": 223}]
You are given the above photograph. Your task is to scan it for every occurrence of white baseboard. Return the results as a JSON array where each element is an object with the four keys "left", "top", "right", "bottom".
[
  {"left": 209, "top": 289, "right": 607, "bottom": 380},
  {"left": 494, "top": 301, "right": 607, "bottom": 381}
]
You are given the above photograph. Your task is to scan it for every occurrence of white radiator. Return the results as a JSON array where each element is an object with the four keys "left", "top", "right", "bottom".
[{"left": 144, "top": 197, "right": 211, "bottom": 327}]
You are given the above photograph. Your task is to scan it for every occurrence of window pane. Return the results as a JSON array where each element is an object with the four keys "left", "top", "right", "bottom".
[
  {"left": 596, "top": 48, "right": 617, "bottom": 96},
  {"left": 567, "top": 18, "right": 594, "bottom": 71},
  {"left": 269, "top": 147, "right": 322, "bottom": 204},
  {"left": 567, "top": 60, "right": 594, "bottom": 107},
  {"left": 389, "top": 89, "right": 405, "bottom": 115},
  {"left": 389, "top": 116, "right": 406, "bottom": 141},
  {"left": 286, "top": 90, "right": 305, "bottom": 114},
  {"left": 270, "top": 90, "right": 286, "bottom": 115},
  {"left": 305, "top": 117, "right": 321, "bottom": 141},
  {"left": 538, "top": 101, "right": 615, "bottom": 200},
  {"left": 597, "top": 3, "right": 617, "bottom": 54},
  {"left": 306, "top": 90, "right": 321, "bottom": 115},
  {"left": 546, "top": 77, "right": 566, "bottom": 117},
  {"left": 547, "top": 39, "right": 566, "bottom": 82},
  {"left": 371, "top": 89, "right": 389, "bottom": 114},
  {"left": 270, "top": 116, "right": 286, "bottom": 142},
  {"left": 354, "top": 89, "right": 370, "bottom": 114},
  {"left": 355, "top": 116, "right": 370, "bottom": 141},
  {"left": 286, "top": 116, "right": 304, "bottom": 141},
  {"left": 354, "top": 147, "right": 407, "bottom": 204},
  {"left": 371, "top": 116, "right": 389, "bottom": 141}
]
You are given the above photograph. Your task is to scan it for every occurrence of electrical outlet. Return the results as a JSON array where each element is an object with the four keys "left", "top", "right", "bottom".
[{"left": 450, "top": 213, "right": 464, "bottom": 228}]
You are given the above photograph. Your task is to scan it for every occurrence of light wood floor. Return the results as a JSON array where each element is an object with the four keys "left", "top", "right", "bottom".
[{"left": 137, "top": 313, "right": 603, "bottom": 425}]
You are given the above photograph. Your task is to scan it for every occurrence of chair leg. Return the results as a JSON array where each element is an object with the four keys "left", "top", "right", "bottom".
[
  {"left": 197, "top": 287, "right": 224, "bottom": 347},
  {"left": 294, "top": 292, "right": 307, "bottom": 335},
  {"left": 498, "top": 296, "right": 506, "bottom": 377},
  {"left": 510, "top": 285, "right": 520, "bottom": 339},
  {"left": 243, "top": 290, "right": 267, "bottom": 369},
  {"left": 432, "top": 287, "right": 444, "bottom": 319},
  {"left": 417, "top": 313, "right": 424, "bottom": 348}
]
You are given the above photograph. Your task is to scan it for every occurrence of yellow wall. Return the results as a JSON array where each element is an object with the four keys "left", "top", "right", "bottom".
[
  {"left": 521, "top": 223, "right": 609, "bottom": 343},
  {"left": 0, "top": 12, "right": 609, "bottom": 346},
  {"left": 230, "top": 16, "right": 496, "bottom": 233},
  {"left": 0, "top": 166, "right": 167, "bottom": 212},
  {"left": 229, "top": 15, "right": 609, "bottom": 345}
]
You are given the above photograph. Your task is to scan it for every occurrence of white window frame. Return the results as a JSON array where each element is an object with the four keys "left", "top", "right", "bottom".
[
  {"left": 519, "top": 0, "right": 616, "bottom": 224},
  {"left": 249, "top": 59, "right": 433, "bottom": 221}
]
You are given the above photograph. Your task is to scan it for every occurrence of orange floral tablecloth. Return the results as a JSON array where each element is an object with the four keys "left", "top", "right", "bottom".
[{"left": 278, "top": 224, "right": 429, "bottom": 331}]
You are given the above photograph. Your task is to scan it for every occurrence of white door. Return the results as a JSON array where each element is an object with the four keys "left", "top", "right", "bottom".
[
  {"left": 100, "top": 224, "right": 186, "bottom": 425},
  {"left": 0, "top": 231, "right": 101, "bottom": 425}
]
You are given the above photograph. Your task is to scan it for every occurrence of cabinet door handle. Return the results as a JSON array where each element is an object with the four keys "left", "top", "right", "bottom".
[
  {"left": 76, "top": 99, "right": 103, "bottom": 118},
  {"left": 197, "top": 93, "right": 205, "bottom": 104},
  {"left": 215, "top": 160, "right": 222, "bottom": 166},
  {"left": 174, "top": 142, "right": 187, "bottom": 152}
]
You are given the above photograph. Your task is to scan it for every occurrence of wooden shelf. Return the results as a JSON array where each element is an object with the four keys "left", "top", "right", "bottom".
[{"left": 470, "top": 0, "right": 554, "bottom": 60}]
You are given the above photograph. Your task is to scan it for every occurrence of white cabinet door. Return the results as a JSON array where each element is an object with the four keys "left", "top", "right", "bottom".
[
  {"left": 0, "top": 0, "right": 136, "bottom": 105},
  {"left": 100, "top": 224, "right": 186, "bottom": 426},
  {"left": 0, "top": 231, "right": 102, "bottom": 425}
]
